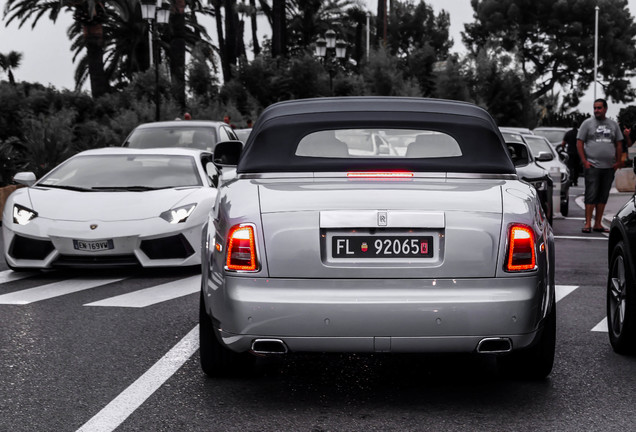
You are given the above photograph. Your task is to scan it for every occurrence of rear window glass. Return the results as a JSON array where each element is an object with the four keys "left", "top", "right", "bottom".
[
  {"left": 126, "top": 127, "right": 217, "bottom": 151},
  {"left": 295, "top": 129, "right": 462, "bottom": 158}
]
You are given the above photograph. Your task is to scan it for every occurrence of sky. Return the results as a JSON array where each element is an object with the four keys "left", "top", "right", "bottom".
[{"left": 0, "top": 0, "right": 633, "bottom": 119}]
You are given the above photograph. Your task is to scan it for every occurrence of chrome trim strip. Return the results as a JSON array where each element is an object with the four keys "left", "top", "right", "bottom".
[
  {"left": 237, "top": 172, "right": 517, "bottom": 180},
  {"left": 320, "top": 210, "right": 445, "bottom": 228},
  {"left": 447, "top": 172, "right": 517, "bottom": 180}
]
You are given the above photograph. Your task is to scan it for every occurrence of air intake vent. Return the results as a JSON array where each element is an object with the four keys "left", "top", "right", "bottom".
[
  {"left": 54, "top": 254, "right": 139, "bottom": 268},
  {"left": 10, "top": 235, "right": 54, "bottom": 260},
  {"left": 140, "top": 234, "right": 194, "bottom": 259}
]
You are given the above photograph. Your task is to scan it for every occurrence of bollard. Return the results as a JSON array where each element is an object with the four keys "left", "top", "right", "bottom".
[{"left": 550, "top": 167, "right": 561, "bottom": 216}]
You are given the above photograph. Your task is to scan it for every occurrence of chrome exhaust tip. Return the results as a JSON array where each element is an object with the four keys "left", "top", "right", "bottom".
[
  {"left": 250, "top": 339, "right": 288, "bottom": 355},
  {"left": 476, "top": 337, "right": 512, "bottom": 354}
]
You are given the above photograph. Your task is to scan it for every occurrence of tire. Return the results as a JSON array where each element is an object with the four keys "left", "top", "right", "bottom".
[
  {"left": 497, "top": 304, "right": 556, "bottom": 380},
  {"left": 607, "top": 241, "right": 636, "bottom": 354},
  {"left": 199, "top": 292, "right": 255, "bottom": 377}
]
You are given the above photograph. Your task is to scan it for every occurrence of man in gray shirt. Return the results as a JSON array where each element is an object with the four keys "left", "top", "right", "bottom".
[{"left": 576, "top": 98, "right": 624, "bottom": 233}]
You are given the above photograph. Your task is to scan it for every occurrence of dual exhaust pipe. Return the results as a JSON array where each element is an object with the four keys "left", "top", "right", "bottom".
[
  {"left": 476, "top": 337, "right": 512, "bottom": 353},
  {"left": 250, "top": 337, "right": 512, "bottom": 355},
  {"left": 251, "top": 338, "right": 288, "bottom": 355}
]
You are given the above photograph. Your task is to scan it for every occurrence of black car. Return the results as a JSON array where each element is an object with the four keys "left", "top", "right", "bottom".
[
  {"left": 505, "top": 139, "right": 554, "bottom": 225},
  {"left": 607, "top": 171, "right": 636, "bottom": 353}
]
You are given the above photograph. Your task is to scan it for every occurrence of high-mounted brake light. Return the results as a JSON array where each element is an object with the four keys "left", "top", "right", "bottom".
[
  {"left": 506, "top": 224, "right": 536, "bottom": 272},
  {"left": 347, "top": 171, "right": 414, "bottom": 179},
  {"left": 226, "top": 224, "right": 258, "bottom": 271}
]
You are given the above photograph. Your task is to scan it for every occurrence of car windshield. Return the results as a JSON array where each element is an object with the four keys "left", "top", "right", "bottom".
[
  {"left": 295, "top": 129, "right": 462, "bottom": 158},
  {"left": 38, "top": 154, "right": 203, "bottom": 189},
  {"left": 523, "top": 136, "right": 555, "bottom": 157},
  {"left": 125, "top": 126, "right": 217, "bottom": 151},
  {"left": 534, "top": 130, "right": 565, "bottom": 143},
  {"left": 500, "top": 132, "right": 524, "bottom": 143}
]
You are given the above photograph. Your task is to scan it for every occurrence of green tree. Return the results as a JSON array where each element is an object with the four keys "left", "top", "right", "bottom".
[
  {"left": 467, "top": 49, "right": 534, "bottom": 126},
  {"left": 433, "top": 55, "right": 471, "bottom": 102},
  {"left": 4, "top": 0, "right": 110, "bottom": 97},
  {"left": 0, "top": 51, "right": 22, "bottom": 86},
  {"left": 618, "top": 106, "right": 636, "bottom": 129},
  {"left": 463, "top": 0, "right": 636, "bottom": 108}
]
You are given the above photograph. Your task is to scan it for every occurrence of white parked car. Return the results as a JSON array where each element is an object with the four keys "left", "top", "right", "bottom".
[{"left": 3, "top": 147, "right": 218, "bottom": 270}]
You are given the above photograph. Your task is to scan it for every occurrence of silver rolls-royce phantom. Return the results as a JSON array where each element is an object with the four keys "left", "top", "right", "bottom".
[{"left": 200, "top": 97, "right": 556, "bottom": 380}]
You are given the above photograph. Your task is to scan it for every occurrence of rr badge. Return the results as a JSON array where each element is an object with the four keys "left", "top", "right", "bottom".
[{"left": 378, "top": 211, "right": 387, "bottom": 227}]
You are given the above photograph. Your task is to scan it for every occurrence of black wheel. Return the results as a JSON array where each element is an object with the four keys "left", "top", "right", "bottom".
[
  {"left": 560, "top": 197, "right": 569, "bottom": 217},
  {"left": 607, "top": 241, "right": 636, "bottom": 354},
  {"left": 498, "top": 303, "right": 556, "bottom": 380},
  {"left": 199, "top": 293, "right": 255, "bottom": 377}
]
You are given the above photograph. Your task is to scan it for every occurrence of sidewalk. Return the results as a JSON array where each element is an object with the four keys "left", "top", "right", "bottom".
[{"left": 574, "top": 186, "right": 634, "bottom": 227}]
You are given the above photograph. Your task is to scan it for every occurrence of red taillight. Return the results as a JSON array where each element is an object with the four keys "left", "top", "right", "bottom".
[
  {"left": 506, "top": 224, "right": 536, "bottom": 271},
  {"left": 347, "top": 171, "right": 414, "bottom": 179},
  {"left": 226, "top": 224, "right": 258, "bottom": 271}
]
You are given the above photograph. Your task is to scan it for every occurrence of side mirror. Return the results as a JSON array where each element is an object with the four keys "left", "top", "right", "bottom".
[
  {"left": 535, "top": 151, "right": 554, "bottom": 162},
  {"left": 13, "top": 172, "right": 36, "bottom": 186},
  {"left": 506, "top": 143, "right": 529, "bottom": 167},
  {"left": 213, "top": 140, "right": 243, "bottom": 167}
]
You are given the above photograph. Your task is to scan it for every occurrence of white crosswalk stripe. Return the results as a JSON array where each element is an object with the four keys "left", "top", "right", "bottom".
[
  {"left": 0, "top": 277, "right": 126, "bottom": 305},
  {"left": 84, "top": 275, "right": 199, "bottom": 308},
  {"left": 592, "top": 317, "right": 608, "bottom": 332},
  {"left": 555, "top": 285, "right": 578, "bottom": 302},
  {"left": 0, "top": 269, "right": 38, "bottom": 285}
]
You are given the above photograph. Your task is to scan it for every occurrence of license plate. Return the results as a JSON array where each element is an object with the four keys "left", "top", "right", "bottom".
[
  {"left": 332, "top": 236, "right": 433, "bottom": 258},
  {"left": 73, "top": 239, "right": 114, "bottom": 252}
]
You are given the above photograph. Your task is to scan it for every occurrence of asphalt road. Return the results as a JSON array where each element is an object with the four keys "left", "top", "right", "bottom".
[{"left": 2, "top": 184, "right": 636, "bottom": 432}]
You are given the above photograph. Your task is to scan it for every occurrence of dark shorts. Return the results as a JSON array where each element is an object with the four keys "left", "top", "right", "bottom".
[{"left": 584, "top": 167, "right": 615, "bottom": 204}]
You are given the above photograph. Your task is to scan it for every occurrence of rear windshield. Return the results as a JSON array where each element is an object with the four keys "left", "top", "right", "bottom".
[
  {"left": 237, "top": 111, "right": 515, "bottom": 175},
  {"left": 125, "top": 127, "right": 217, "bottom": 151},
  {"left": 295, "top": 129, "right": 462, "bottom": 158}
]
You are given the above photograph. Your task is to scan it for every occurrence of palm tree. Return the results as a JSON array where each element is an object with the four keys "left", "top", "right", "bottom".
[
  {"left": 0, "top": 51, "right": 23, "bottom": 85},
  {"left": 67, "top": 0, "right": 213, "bottom": 101},
  {"left": 4, "top": 0, "right": 110, "bottom": 97}
]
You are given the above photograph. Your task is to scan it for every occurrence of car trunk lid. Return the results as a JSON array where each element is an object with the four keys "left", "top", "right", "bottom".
[{"left": 256, "top": 177, "right": 504, "bottom": 278}]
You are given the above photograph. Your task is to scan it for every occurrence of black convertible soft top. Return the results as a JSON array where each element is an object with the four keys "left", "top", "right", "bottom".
[{"left": 238, "top": 97, "right": 515, "bottom": 175}]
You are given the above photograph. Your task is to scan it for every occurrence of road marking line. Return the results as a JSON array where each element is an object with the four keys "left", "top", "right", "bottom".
[
  {"left": 0, "top": 270, "right": 38, "bottom": 285},
  {"left": 555, "top": 285, "right": 578, "bottom": 302},
  {"left": 0, "top": 278, "right": 125, "bottom": 305},
  {"left": 72, "top": 283, "right": 582, "bottom": 432},
  {"left": 76, "top": 325, "right": 199, "bottom": 432},
  {"left": 592, "top": 317, "right": 608, "bottom": 332},
  {"left": 554, "top": 235, "right": 607, "bottom": 240},
  {"left": 563, "top": 217, "right": 585, "bottom": 220},
  {"left": 84, "top": 275, "right": 199, "bottom": 308}
]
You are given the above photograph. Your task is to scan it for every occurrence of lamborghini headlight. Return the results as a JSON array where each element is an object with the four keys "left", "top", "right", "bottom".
[
  {"left": 13, "top": 204, "right": 38, "bottom": 225},
  {"left": 160, "top": 203, "right": 196, "bottom": 224}
]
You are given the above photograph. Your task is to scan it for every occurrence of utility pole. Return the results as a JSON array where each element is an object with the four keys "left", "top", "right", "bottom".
[{"left": 594, "top": 5, "right": 599, "bottom": 100}]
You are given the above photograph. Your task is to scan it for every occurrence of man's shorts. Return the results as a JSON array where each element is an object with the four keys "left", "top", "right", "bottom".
[{"left": 584, "top": 167, "right": 615, "bottom": 205}]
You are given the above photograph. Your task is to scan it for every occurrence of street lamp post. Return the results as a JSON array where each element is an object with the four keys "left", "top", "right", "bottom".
[
  {"left": 314, "top": 30, "right": 347, "bottom": 93},
  {"left": 141, "top": 0, "right": 170, "bottom": 121}
]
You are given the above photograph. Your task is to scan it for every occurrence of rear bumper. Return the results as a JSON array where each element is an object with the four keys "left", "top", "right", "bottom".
[{"left": 204, "top": 274, "right": 550, "bottom": 354}]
